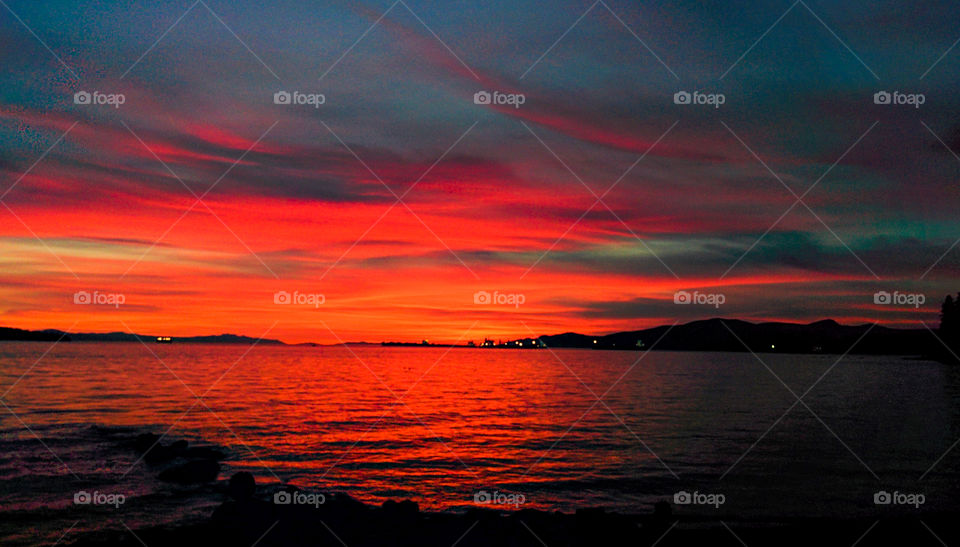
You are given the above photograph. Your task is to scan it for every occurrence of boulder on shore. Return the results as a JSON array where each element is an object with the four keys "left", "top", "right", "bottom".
[{"left": 158, "top": 459, "right": 220, "bottom": 484}]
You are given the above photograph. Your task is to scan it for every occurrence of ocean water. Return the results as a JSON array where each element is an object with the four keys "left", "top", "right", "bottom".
[{"left": 1, "top": 342, "right": 959, "bottom": 544}]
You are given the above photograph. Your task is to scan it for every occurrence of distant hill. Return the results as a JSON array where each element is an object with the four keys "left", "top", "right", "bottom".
[
  {"left": 1, "top": 319, "right": 947, "bottom": 356},
  {"left": 539, "top": 318, "right": 936, "bottom": 355},
  {"left": 0, "top": 327, "right": 68, "bottom": 342},
  {"left": 0, "top": 327, "right": 285, "bottom": 345}
]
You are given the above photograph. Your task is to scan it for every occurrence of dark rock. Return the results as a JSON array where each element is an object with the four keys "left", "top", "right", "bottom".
[
  {"left": 653, "top": 501, "right": 672, "bottom": 519},
  {"left": 228, "top": 472, "right": 256, "bottom": 500},
  {"left": 133, "top": 432, "right": 160, "bottom": 453},
  {"left": 158, "top": 459, "right": 220, "bottom": 484},
  {"left": 331, "top": 492, "right": 368, "bottom": 512},
  {"left": 144, "top": 444, "right": 175, "bottom": 464},
  {"left": 575, "top": 507, "right": 606, "bottom": 520},
  {"left": 382, "top": 499, "right": 419, "bottom": 518},
  {"left": 170, "top": 440, "right": 189, "bottom": 455},
  {"left": 184, "top": 446, "right": 226, "bottom": 460}
]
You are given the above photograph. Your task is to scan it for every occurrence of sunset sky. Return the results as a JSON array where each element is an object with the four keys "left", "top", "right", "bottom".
[{"left": 2, "top": 0, "right": 960, "bottom": 343}]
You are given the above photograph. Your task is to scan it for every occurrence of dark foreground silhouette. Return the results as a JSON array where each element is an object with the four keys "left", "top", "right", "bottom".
[
  {"left": 64, "top": 475, "right": 960, "bottom": 547},
  {"left": 34, "top": 432, "right": 956, "bottom": 546}
]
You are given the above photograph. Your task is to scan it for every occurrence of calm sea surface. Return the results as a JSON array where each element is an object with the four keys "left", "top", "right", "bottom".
[{"left": 2, "top": 342, "right": 959, "bottom": 544}]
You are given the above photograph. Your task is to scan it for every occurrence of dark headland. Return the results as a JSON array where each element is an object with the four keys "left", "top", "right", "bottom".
[
  {"left": 4, "top": 316, "right": 958, "bottom": 361},
  {"left": 0, "top": 327, "right": 286, "bottom": 345}
]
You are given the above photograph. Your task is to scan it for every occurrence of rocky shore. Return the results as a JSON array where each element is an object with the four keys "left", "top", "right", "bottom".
[{"left": 57, "top": 432, "right": 960, "bottom": 546}]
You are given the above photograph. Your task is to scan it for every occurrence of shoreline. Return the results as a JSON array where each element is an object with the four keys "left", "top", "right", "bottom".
[
  {"left": 3, "top": 428, "right": 957, "bottom": 546},
  {"left": 63, "top": 476, "right": 960, "bottom": 547}
]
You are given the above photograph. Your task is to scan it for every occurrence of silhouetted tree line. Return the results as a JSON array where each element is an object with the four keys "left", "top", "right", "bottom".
[{"left": 940, "top": 293, "right": 960, "bottom": 362}]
